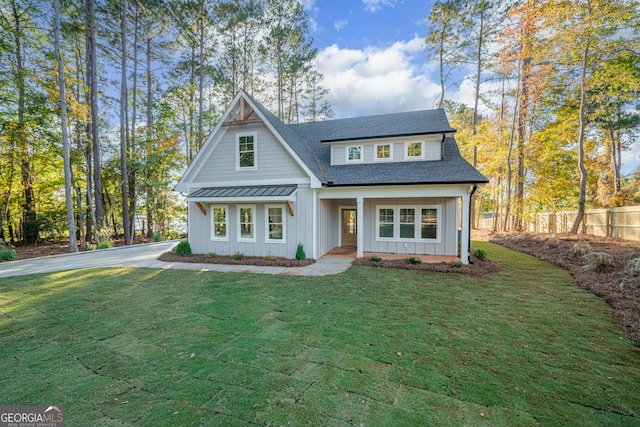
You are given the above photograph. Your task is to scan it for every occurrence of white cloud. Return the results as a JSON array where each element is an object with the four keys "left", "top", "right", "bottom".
[
  {"left": 334, "top": 19, "right": 348, "bottom": 32},
  {"left": 318, "top": 36, "right": 475, "bottom": 118},
  {"left": 361, "top": 0, "right": 400, "bottom": 12}
]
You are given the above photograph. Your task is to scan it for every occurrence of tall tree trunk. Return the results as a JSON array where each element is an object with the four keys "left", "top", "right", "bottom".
[
  {"left": 504, "top": 59, "right": 521, "bottom": 232},
  {"left": 86, "top": 0, "right": 104, "bottom": 235},
  {"left": 53, "top": 0, "right": 78, "bottom": 253},
  {"left": 129, "top": 0, "right": 139, "bottom": 243},
  {"left": 120, "top": 0, "right": 131, "bottom": 245},
  {"left": 570, "top": 40, "right": 591, "bottom": 234},
  {"left": 145, "top": 36, "right": 154, "bottom": 238},
  {"left": 514, "top": 56, "right": 531, "bottom": 231},
  {"left": 10, "top": 1, "right": 37, "bottom": 244},
  {"left": 198, "top": 12, "right": 205, "bottom": 149}
]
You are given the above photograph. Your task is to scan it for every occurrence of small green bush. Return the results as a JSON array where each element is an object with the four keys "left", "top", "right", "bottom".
[
  {"left": 406, "top": 256, "right": 422, "bottom": 265},
  {"left": 233, "top": 252, "right": 245, "bottom": 260},
  {"left": 97, "top": 239, "right": 113, "bottom": 250},
  {"left": 205, "top": 252, "right": 217, "bottom": 258},
  {"left": 581, "top": 252, "right": 613, "bottom": 271},
  {"left": 174, "top": 240, "right": 192, "bottom": 256},
  {"left": 369, "top": 256, "right": 382, "bottom": 262},
  {"left": 474, "top": 248, "right": 488, "bottom": 261},
  {"left": 296, "top": 243, "right": 306, "bottom": 261},
  {"left": 265, "top": 255, "right": 277, "bottom": 261},
  {"left": 571, "top": 240, "right": 592, "bottom": 257},
  {"left": 0, "top": 248, "right": 17, "bottom": 261},
  {"left": 451, "top": 262, "right": 463, "bottom": 268},
  {"left": 152, "top": 233, "right": 162, "bottom": 242}
]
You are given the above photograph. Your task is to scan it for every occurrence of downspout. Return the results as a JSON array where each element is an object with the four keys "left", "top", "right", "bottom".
[
  {"left": 441, "top": 134, "right": 445, "bottom": 159},
  {"left": 468, "top": 184, "right": 478, "bottom": 264}
]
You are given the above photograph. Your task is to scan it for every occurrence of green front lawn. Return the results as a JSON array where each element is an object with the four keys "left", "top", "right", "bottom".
[{"left": 1, "top": 242, "right": 639, "bottom": 426}]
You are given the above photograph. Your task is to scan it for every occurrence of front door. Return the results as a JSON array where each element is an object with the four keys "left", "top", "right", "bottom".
[{"left": 341, "top": 209, "right": 357, "bottom": 247}]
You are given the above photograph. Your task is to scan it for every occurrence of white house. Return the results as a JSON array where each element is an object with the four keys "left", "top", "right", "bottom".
[{"left": 174, "top": 90, "right": 487, "bottom": 264}]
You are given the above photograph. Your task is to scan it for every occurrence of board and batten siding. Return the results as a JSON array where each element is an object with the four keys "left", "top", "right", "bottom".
[
  {"left": 363, "top": 197, "right": 459, "bottom": 256},
  {"left": 188, "top": 185, "right": 315, "bottom": 258},
  {"left": 316, "top": 198, "right": 345, "bottom": 257},
  {"left": 193, "top": 122, "right": 308, "bottom": 183}
]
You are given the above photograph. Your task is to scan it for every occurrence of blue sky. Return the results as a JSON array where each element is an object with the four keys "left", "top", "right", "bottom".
[{"left": 304, "top": 0, "right": 640, "bottom": 174}]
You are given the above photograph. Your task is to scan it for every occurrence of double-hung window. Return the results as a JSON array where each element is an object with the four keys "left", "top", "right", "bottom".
[
  {"left": 266, "top": 205, "right": 285, "bottom": 243},
  {"left": 377, "top": 205, "right": 440, "bottom": 242},
  {"left": 237, "top": 132, "right": 256, "bottom": 169},
  {"left": 238, "top": 205, "right": 256, "bottom": 242},
  {"left": 211, "top": 205, "right": 228, "bottom": 240}
]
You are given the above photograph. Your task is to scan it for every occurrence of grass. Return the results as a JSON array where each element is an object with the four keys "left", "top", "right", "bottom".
[{"left": 1, "top": 241, "right": 639, "bottom": 426}]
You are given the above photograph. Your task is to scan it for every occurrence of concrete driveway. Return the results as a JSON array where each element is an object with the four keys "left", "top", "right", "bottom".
[{"left": 0, "top": 241, "right": 352, "bottom": 278}]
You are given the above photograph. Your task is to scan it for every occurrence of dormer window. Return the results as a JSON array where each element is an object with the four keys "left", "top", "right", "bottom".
[
  {"left": 406, "top": 142, "right": 423, "bottom": 159},
  {"left": 346, "top": 145, "right": 363, "bottom": 162},
  {"left": 375, "top": 144, "right": 392, "bottom": 160},
  {"left": 237, "top": 132, "right": 257, "bottom": 169}
]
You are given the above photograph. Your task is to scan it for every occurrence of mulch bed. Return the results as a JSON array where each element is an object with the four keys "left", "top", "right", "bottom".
[
  {"left": 158, "top": 252, "right": 315, "bottom": 267},
  {"left": 352, "top": 254, "right": 502, "bottom": 275},
  {"left": 474, "top": 229, "right": 640, "bottom": 346}
]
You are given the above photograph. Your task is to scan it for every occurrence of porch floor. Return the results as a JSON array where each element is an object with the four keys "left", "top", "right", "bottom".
[{"left": 322, "top": 247, "right": 460, "bottom": 264}]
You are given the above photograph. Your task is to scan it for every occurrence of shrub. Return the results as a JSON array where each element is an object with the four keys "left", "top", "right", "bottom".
[
  {"left": 546, "top": 237, "right": 559, "bottom": 248},
  {"left": 295, "top": 243, "right": 306, "bottom": 260},
  {"left": 581, "top": 252, "right": 613, "bottom": 271},
  {"left": 474, "top": 248, "right": 488, "bottom": 261},
  {"left": 265, "top": 255, "right": 277, "bottom": 261},
  {"left": 571, "top": 240, "right": 592, "bottom": 257},
  {"left": 406, "top": 256, "right": 422, "bottom": 265},
  {"left": 173, "top": 240, "right": 192, "bottom": 256},
  {"left": 205, "top": 252, "right": 217, "bottom": 258},
  {"left": 233, "top": 252, "right": 245, "bottom": 260},
  {"left": 369, "top": 256, "right": 382, "bottom": 262},
  {"left": 451, "top": 262, "right": 463, "bottom": 268},
  {"left": 0, "top": 248, "right": 17, "bottom": 261},
  {"left": 152, "top": 233, "right": 162, "bottom": 242},
  {"left": 620, "top": 258, "right": 640, "bottom": 289},
  {"left": 97, "top": 239, "right": 113, "bottom": 250}
]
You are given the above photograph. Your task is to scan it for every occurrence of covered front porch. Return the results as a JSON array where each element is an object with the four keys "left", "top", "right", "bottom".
[{"left": 316, "top": 184, "right": 474, "bottom": 264}]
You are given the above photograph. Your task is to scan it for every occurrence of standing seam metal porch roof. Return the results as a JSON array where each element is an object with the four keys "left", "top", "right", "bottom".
[{"left": 189, "top": 185, "right": 297, "bottom": 198}]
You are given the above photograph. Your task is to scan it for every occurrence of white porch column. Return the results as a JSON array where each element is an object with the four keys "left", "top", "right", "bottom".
[
  {"left": 356, "top": 196, "right": 364, "bottom": 258},
  {"left": 460, "top": 194, "right": 470, "bottom": 264}
]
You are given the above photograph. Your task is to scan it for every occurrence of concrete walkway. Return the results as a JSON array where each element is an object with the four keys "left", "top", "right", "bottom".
[{"left": 0, "top": 241, "right": 353, "bottom": 278}]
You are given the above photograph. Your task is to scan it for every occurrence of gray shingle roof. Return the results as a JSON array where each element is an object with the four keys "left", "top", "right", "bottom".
[
  {"left": 242, "top": 90, "right": 487, "bottom": 186},
  {"left": 190, "top": 185, "right": 297, "bottom": 198}
]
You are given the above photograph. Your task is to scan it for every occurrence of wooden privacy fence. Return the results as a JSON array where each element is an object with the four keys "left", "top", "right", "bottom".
[{"left": 478, "top": 206, "right": 640, "bottom": 241}]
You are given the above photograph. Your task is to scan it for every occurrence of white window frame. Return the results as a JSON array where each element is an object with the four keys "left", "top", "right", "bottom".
[
  {"left": 210, "top": 204, "right": 229, "bottom": 241},
  {"left": 236, "top": 132, "right": 257, "bottom": 170},
  {"left": 237, "top": 204, "right": 256, "bottom": 242},
  {"left": 345, "top": 145, "right": 363, "bottom": 163},
  {"left": 405, "top": 141, "right": 424, "bottom": 160},
  {"left": 265, "top": 204, "right": 286, "bottom": 243},
  {"left": 377, "top": 207, "right": 395, "bottom": 240},
  {"left": 374, "top": 143, "right": 393, "bottom": 161},
  {"left": 375, "top": 205, "right": 441, "bottom": 243}
]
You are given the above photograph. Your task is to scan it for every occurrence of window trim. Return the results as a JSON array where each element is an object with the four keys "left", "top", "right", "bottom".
[
  {"left": 405, "top": 141, "right": 424, "bottom": 160},
  {"left": 210, "top": 204, "right": 229, "bottom": 241},
  {"left": 236, "top": 132, "right": 257, "bottom": 170},
  {"left": 376, "top": 205, "right": 441, "bottom": 243},
  {"left": 237, "top": 204, "right": 256, "bottom": 242},
  {"left": 265, "top": 204, "right": 286, "bottom": 244},
  {"left": 374, "top": 143, "right": 393, "bottom": 161},
  {"left": 345, "top": 145, "right": 364, "bottom": 163}
]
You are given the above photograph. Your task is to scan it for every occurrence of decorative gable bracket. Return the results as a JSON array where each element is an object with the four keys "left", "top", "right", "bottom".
[{"left": 222, "top": 97, "right": 263, "bottom": 127}]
